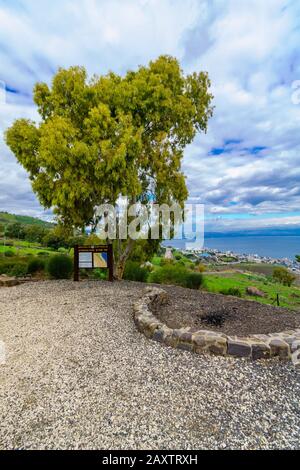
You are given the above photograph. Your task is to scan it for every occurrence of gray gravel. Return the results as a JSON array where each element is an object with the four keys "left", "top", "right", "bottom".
[{"left": 0, "top": 280, "right": 300, "bottom": 450}]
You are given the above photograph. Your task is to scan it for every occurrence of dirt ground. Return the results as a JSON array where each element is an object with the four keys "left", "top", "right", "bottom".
[{"left": 156, "top": 285, "right": 300, "bottom": 336}]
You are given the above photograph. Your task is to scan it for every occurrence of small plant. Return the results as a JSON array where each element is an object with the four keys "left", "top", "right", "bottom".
[
  {"left": 220, "top": 287, "right": 242, "bottom": 297},
  {"left": 9, "top": 263, "right": 28, "bottom": 278},
  {"left": 4, "top": 250, "right": 14, "bottom": 258},
  {"left": 149, "top": 265, "right": 202, "bottom": 289},
  {"left": 184, "top": 272, "right": 203, "bottom": 290},
  {"left": 123, "top": 261, "right": 148, "bottom": 283},
  {"left": 91, "top": 269, "right": 108, "bottom": 280},
  {"left": 47, "top": 254, "right": 73, "bottom": 279},
  {"left": 27, "top": 257, "right": 46, "bottom": 274},
  {"left": 273, "top": 267, "right": 296, "bottom": 287},
  {"left": 195, "top": 263, "right": 206, "bottom": 273}
]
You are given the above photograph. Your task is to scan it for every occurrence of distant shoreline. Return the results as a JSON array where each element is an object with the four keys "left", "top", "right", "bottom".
[{"left": 163, "top": 235, "right": 300, "bottom": 264}]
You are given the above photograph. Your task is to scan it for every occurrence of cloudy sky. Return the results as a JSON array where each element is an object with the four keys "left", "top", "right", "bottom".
[{"left": 0, "top": 0, "right": 300, "bottom": 231}]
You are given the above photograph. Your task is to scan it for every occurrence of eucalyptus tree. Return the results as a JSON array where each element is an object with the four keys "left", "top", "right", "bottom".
[{"left": 5, "top": 55, "right": 213, "bottom": 278}]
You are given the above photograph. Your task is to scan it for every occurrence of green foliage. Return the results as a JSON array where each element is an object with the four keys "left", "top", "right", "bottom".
[
  {"left": 184, "top": 272, "right": 203, "bottom": 289},
  {"left": 195, "top": 263, "right": 206, "bottom": 273},
  {"left": 4, "top": 250, "right": 14, "bottom": 258},
  {"left": 4, "top": 222, "right": 26, "bottom": 239},
  {"left": 160, "top": 258, "right": 174, "bottom": 266},
  {"left": 272, "top": 267, "right": 296, "bottom": 287},
  {"left": 37, "top": 251, "right": 50, "bottom": 257},
  {"left": 128, "top": 239, "right": 160, "bottom": 264},
  {"left": 296, "top": 255, "right": 300, "bottom": 262},
  {"left": 23, "top": 224, "right": 46, "bottom": 243},
  {"left": 91, "top": 269, "right": 108, "bottom": 281},
  {"left": 219, "top": 287, "right": 242, "bottom": 298},
  {"left": 9, "top": 263, "right": 28, "bottom": 278},
  {"left": 27, "top": 258, "right": 46, "bottom": 274},
  {"left": 149, "top": 264, "right": 202, "bottom": 289},
  {"left": 5, "top": 57, "right": 213, "bottom": 276},
  {"left": 203, "top": 272, "right": 300, "bottom": 310},
  {"left": 123, "top": 261, "right": 148, "bottom": 283},
  {"left": 0, "top": 211, "right": 53, "bottom": 228},
  {"left": 47, "top": 254, "right": 73, "bottom": 279}
]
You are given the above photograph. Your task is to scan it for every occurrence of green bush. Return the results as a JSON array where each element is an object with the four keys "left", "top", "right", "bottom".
[
  {"left": 273, "top": 267, "right": 296, "bottom": 287},
  {"left": 149, "top": 265, "right": 202, "bottom": 289},
  {"left": 0, "top": 257, "right": 27, "bottom": 275},
  {"left": 4, "top": 250, "right": 14, "bottom": 257},
  {"left": 91, "top": 269, "right": 108, "bottom": 280},
  {"left": 123, "top": 261, "right": 148, "bottom": 283},
  {"left": 9, "top": 263, "right": 28, "bottom": 278},
  {"left": 220, "top": 287, "right": 242, "bottom": 297},
  {"left": 47, "top": 254, "right": 73, "bottom": 279},
  {"left": 184, "top": 272, "right": 203, "bottom": 290},
  {"left": 37, "top": 251, "right": 50, "bottom": 257},
  {"left": 27, "top": 257, "right": 46, "bottom": 274}
]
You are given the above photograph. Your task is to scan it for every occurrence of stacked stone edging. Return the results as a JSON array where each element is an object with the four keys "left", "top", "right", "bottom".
[{"left": 133, "top": 287, "right": 300, "bottom": 367}]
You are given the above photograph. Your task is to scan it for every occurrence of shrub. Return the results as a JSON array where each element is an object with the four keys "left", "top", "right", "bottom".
[
  {"left": 160, "top": 258, "right": 174, "bottom": 266},
  {"left": 123, "top": 261, "right": 148, "bottom": 283},
  {"left": 91, "top": 269, "right": 108, "bottom": 281},
  {"left": 149, "top": 264, "right": 186, "bottom": 285},
  {"left": 47, "top": 254, "right": 73, "bottom": 279},
  {"left": 273, "top": 267, "right": 296, "bottom": 287},
  {"left": 0, "top": 257, "right": 27, "bottom": 275},
  {"left": 27, "top": 257, "right": 46, "bottom": 274},
  {"left": 4, "top": 250, "right": 14, "bottom": 257},
  {"left": 149, "top": 265, "right": 202, "bottom": 289},
  {"left": 220, "top": 287, "right": 242, "bottom": 298},
  {"left": 9, "top": 263, "right": 28, "bottom": 278},
  {"left": 195, "top": 263, "right": 206, "bottom": 273},
  {"left": 37, "top": 251, "right": 50, "bottom": 257},
  {"left": 58, "top": 247, "right": 67, "bottom": 254},
  {"left": 184, "top": 272, "right": 203, "bottom": 289}
]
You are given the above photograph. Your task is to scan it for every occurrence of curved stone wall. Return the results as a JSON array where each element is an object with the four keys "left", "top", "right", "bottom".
[{"left": 133, "top": 287, "right": 300, "bottom": 367}]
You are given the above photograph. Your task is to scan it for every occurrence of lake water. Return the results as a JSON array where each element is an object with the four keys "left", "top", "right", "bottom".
[{"left": 164, "top": 236, "right": 300, "bottom": 260}]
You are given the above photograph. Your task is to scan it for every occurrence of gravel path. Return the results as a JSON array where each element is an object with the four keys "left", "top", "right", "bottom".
[{"left": 0, "top": 280, "right": 300, "bottom": 450}]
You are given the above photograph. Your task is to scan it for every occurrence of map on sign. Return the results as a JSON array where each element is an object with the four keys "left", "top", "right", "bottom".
[
  {"left": 93, "top": 252, "right": 108, "bottom": 268},
  {"left": 79, "top": 252, "right": 93, "bottom": 268},
  {"left": 75, "top": 245, "right": 113, "bottom": 282}
]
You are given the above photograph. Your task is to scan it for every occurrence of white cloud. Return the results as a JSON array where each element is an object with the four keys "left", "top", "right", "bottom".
[{"left": 0, "top": 0, "right": 300, "bottom": 230}]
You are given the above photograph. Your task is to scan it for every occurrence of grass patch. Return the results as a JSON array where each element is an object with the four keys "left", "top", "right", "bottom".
[{"left": 203, "top": 272, "right": 300, "bottom": 310}]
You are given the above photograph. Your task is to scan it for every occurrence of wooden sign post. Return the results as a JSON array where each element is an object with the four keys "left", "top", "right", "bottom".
[{"left": 74, "top": 245, "right": 114, "bottom": 282}]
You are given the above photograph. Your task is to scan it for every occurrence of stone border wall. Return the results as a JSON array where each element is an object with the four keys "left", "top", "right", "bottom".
[{"left": 133, "top": 287, "right": 300, "bottom": 367}]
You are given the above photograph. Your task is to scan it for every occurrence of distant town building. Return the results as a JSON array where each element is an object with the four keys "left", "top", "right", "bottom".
[{"left": 164, "top": 248, "right": 174, "bottom": 260}]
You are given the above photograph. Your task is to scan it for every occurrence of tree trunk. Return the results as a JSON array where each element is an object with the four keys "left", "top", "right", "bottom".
[{"left": 114, "top": 238, "right": 135, "bottom": 280}]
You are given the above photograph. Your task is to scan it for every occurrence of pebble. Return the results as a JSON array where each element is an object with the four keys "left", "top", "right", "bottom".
[{"left": 0, "top": 280, "right": 299, "bottom": 450}]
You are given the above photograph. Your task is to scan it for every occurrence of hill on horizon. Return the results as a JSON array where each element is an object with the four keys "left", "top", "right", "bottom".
[{"left": 0, "top": 211, "right": 54, "bottom": 229}]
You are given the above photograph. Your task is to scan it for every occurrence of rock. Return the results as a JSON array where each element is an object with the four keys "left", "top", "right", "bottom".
[
  {"left": 153, "top": 326, "right": 173, "bottom": 343},
  {"left": 228, "top": 339, "right": 252, "bottom": 358},
  {"left": 176, "top": 331, "right": 194, "bottom": 352},
  {"left": 205, "top": 336, "right": 227, "bottom": 356},
  {"left": 246, "top": 286, "right": 266, "bottom": 298},
  {"left": 269, "top": 338, "right": 290, "bottom": 359},
  {"left": 291, "top": 340, "right": 300, "bottom": 353},
  {"left": 0, "top": 276, "right": 20, "bottom": 287},
  {"left": 292, "top": 350, "right": 300, "bottom": 368},
  {"left": 192, "top": 333, "right": 206, "bottom": 353},
  {"left": 251, "top": 342, "right": 271, "bottom": 360}
]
